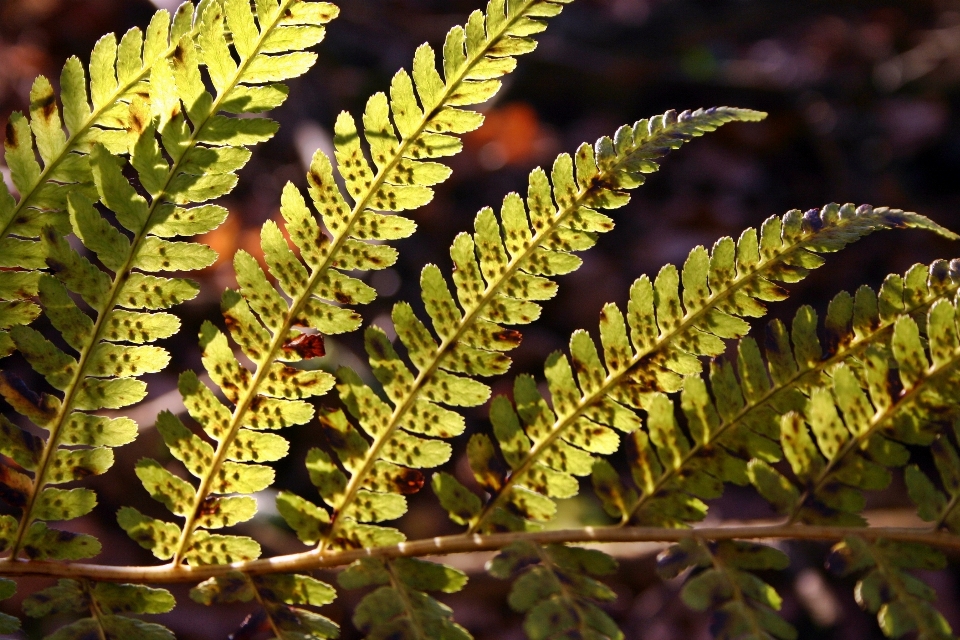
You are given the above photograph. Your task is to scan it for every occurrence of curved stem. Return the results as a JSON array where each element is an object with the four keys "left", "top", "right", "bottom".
[
  {"left": 1, "top": 523, "right": 958, "bottom": 583},
  {"left": 196, "top": 0, "right": 545, "bottom": 556},
  {"left": 169, "top": 0, "right": 317, "bottom": 565},
  {"left": 9, "top": 0, "right": 284, "bottom": 560}
]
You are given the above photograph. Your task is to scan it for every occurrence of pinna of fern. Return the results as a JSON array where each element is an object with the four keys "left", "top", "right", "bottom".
[
  {"left": 258, "top": 106, "right": 765, "bottom": 640},
  {"left": 438, "top": 203, "right": 956, "bottom": 537},
  {"left": 589, "top": 258, "right": 960, "bottom": 530},
  {"left": 272, "top": 106, "right": 766, "bottom": 558},
  {"left": 0, "top": 7, "right": 336, "bottom": 623}
]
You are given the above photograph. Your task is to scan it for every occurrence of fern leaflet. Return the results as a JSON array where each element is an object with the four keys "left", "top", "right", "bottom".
[
  {"left": 659, "top": 539, "right": 796, "bottom": 640},
  {"left": 302, "top": 107, "right": 763, "bottom": 552},
  {"left": 0, "top": 1, "right": 212, "bottom": 356},
  {"left": 745, "top": 296, "right": 960, "bottom": 526},
  {"left": 338, "top": 557, "right": 470, "bottom": 640},
  {"left": 1, "top": 0, "right": 335, "bottom": 562},
  {"left": 489, "top": 541, "right": 622, "bottom": 640},
  {"left": 906, "top": 420, "right": 960, "bottom": 533},
  {"left": 191, "top": 571, "right": 339, "bottom": 639},
  {"left": 827, "top": 538, "right": 953, "bottom": 639},
  {"left": 22, "top": 579, "right": 176, "bottom": 640}
]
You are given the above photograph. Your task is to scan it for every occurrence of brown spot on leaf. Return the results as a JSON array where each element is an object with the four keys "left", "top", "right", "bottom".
[
  {"left": 494, "top": 329, "right": 522, "bottom": 346},
  {"left": 199, "top": 495, "right": 221, "bottom": 517},
  {"left": 391, "top": 468, "right": 425, "bottom": 495},
  {"left": 0, "top": 466, "right": 31, "bottom": 508},
  {"left": 282, "top": 333, "right": 326, "bottom": 359},
  {"left": 4, "top": 122, "right": 16, "bottom": 147},
  {"left": 32, "top": 91, "right": 56, "bottom": 121}
]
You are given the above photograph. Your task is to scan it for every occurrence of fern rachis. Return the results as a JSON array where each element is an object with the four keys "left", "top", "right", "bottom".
[
  {"left": 139, "top": 0, "right": 575, "bottom": 567},
  {"left": 1, "top": 0, "right": 336, "bottom": 562}
]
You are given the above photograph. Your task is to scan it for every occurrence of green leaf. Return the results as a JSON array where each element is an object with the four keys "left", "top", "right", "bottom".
[
  {"left": 432, "top": 472, "right": 482, "bottom": 526},
  {"left": 22, "top": 521, "right": 101, "bottom": 560},
  {"left": 23, "top": 579, "right": 87, "bottom": 617},
  {"left": 116, "top": 506, "right": 181, "bottom": 560},
  {"left": 183, "top": 531, "right": 261, "bottom": 565},
  {"left": 92, "top": 583, "right": 175, "bottom": 614}
]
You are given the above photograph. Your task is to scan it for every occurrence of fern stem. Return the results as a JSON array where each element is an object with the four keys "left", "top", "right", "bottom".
[
  {"left": 469, "top": 222, "right": 861, "bottom": 534},
  {"left": 0, "top": 13, "right": 201, "bottom": 248},
  {"left": 8, "top": 0, "right": 297, "bottom": 560},
  {"left": 83, "top": 580, "right": 110, "bottom": 640},
  {"left": 934, "top": 492, "right": 960, "bottom": 531},
  {"left": 1, "top": 523, "right": 959, "bottom": 583},
  {"left": 385, "top": 560, "right": 432, "bottom": 640},
  {"left": 623, "top": 278, "right": 957, "bottom": 525},
  {"left": 250, "top": 578, "right": 285, "bottom": 639},
  {"left": 858, "top": 539, "right": 939, "bottom": 634},
  {"left": 786, "top": 343, "right": 960, "bottom": 525}
]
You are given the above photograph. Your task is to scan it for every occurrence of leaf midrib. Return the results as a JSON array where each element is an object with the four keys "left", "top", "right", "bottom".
[
  {"left": 165, "top": 0, "right": 322, "bottom": 565},
  {"left": 0, "top": 15, "right": 200, "bottom": 250},
  {"left": 319, "top": 114, "right": 754, "bottom": 550}
]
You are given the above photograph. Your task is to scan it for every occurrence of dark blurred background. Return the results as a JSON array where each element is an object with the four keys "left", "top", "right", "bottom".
[{"left": 2, "top": 0, "right": 960, "bottom": 638}]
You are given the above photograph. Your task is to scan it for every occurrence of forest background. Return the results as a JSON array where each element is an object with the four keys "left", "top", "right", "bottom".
[{"left": 1, "top": 0, "right": 959, "bottom": 638}]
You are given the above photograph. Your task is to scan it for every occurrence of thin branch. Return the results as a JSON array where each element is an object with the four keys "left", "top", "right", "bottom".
[{"left": 1, "top": 523, "right": 957, "bottom": 583}]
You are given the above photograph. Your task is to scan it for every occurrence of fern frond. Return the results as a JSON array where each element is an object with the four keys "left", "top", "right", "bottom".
[
  {"left": 191, "top": 571, "right": 339, "bottom": 639},
  {"left": 160, "top": 0, "right": 572, "bottom": 567},
  {"left": 459, "top": 203, "right": 953, "bottom": 533},
  {"left": 338, "top": 557, "right": 470, "bottom": 640},
  {"left": 748, "top": 295, "right": 960, "bottom": 526},
  {"left": 659, "top": 539, "right": 796, "bottom": 640},
  {"left": 22, "top": 579, "right": 176, "bottom": 640},
  {"left": 488, "top": 541, "right": 622, "bottom": 640},
  {"left": 906, "top": 421, "right": 960, "bottom": 532},
  {"left": 1, "top": 0, "right": 336, "bottom": 561},
  {"left": 589, "top": 259, "right": 960, "bottom": 527},
  {"left": 0, "top": 1, "right": 214, "bottom": 356},
  {"left": 305, "top": 107, "right": 764, "bottom": 549},
  {"left": 827, "top": 538, "right": 953, "bottom": 639}
]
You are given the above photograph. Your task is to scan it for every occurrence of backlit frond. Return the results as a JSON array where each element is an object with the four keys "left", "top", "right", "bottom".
[
  {"left": 295, "top": 108, "right": 764, "bottom": 554},
  {"left": 749, "top": 296, "right": 960, "bottom": 526},
  {"left": 0, "top": 0, "right": 336, "bottom": 565},
  {"left": 828, "top": 538, "right": 953, "bottom": 639},
  {"left": 591, "top": 259, "right": 960, "bottom": 528},
  {"left": 455, "top": 204, "right": 954, "bottom": 533},
  {"left": 659, "top": 539, "right": 796, "bottom": 640}
]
